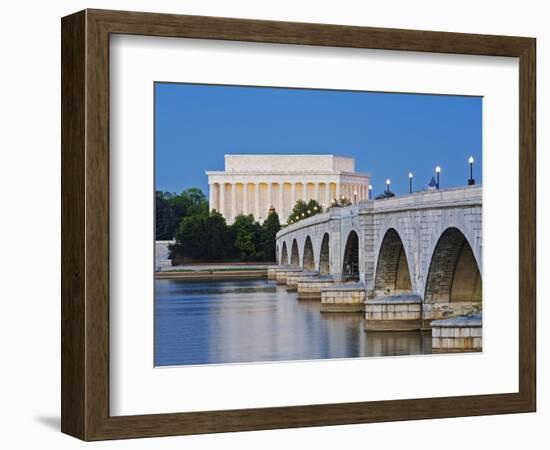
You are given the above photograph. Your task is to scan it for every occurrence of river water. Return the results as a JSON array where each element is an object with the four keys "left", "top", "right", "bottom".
[{"left": 155, "top": 278, "right": 432, "bottom": 366}]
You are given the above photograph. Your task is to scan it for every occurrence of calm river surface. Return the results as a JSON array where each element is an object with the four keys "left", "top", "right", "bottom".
[{"left": 155, "top": 279, "right": 432, "bottom": 366}]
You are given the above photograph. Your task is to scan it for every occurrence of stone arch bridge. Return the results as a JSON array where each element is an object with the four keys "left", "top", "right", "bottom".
[{"left": 275, "top": 186, "right": 482, "bottom": 328}]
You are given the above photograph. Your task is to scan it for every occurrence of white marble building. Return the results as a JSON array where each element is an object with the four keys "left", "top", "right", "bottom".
[{"left": 206, "top": 155, "right": 370, "bottom": 223}]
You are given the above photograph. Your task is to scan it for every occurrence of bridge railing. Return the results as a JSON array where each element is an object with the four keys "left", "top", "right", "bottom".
[
  {"left": 361, "top": 185, "right": 482, "bottom": 213},
  {"left": 277, "top": 185, "right": 481, "bottom": 239}
]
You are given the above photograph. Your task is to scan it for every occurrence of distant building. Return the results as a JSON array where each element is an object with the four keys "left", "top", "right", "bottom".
[{"left": 206, "top": 155, "right": 370, "bottom": 223}]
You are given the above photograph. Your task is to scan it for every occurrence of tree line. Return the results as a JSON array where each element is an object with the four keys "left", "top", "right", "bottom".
[{"left": 156, "top": 188, "right": 281, "bottom": 263}]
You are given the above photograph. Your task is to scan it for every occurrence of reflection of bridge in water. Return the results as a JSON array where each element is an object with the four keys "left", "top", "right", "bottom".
[{"left": 273, "top": 185, "right": 483, "bottom": 352}]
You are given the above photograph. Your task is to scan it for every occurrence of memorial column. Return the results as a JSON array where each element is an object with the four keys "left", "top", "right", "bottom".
[
  {"left": 230, "top": 183, "right": 236, "bottom": 222},
  {"left": 243, "top": 182, "right": 249, "bottom": 215},
  {"left": 278, "top": 183, "right": 284, "bottom": 217},
  {"left": 314, "top": 182, "right": 320, "bottom": 203},
  {"left": 267, "top": 182, "right": 273, "bottom": 213},
  {"left": 209, "top": 183, "right": 215, "bottom": 212},
  {"left": 219, "top": 183, "right": 225, "bottom": 217},
  {"left": 254, "top": 182, "right": 260, "bottom": 220}
]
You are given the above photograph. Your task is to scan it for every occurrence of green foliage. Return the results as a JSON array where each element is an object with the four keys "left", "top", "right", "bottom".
[
  {"left": 164, "top": 188, "right": 282, "bottom": 262},
  {"left": 171, "top": 187, "right": 209, "bottom": 218},
  {"left": 155, "top": 188, "right": 209, "bottom": 240},
  {"left": 155, "top": 192, "right": 176, "bottom": 240},
  {"left": 171, "top": 210, "right": 235, "bottom": 261},
  {"left": 231, "top": 214, "right": 263, "bottom": 260},
  {"left": 329, "top": 195, "right": 352, "bottom": 208},
  {"left": 287, "top": 199, "right": 323, "bottom": 224},
  {"left": 261, "top": 208, "right": 281, "bottom": 260}
]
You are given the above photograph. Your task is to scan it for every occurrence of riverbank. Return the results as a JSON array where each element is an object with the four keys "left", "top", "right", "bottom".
[{"left": 155, "top": 263, "right": 271, "bottom": 281}]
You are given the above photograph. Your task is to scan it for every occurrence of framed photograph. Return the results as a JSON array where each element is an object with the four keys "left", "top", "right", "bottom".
[{"left": 61, "top": 9, "right": 536, "bottom": 440}]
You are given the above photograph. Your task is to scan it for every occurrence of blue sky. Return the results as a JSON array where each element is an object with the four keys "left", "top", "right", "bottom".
[{"left": 155, "top": 83, "right": 482, "bottom": 197}]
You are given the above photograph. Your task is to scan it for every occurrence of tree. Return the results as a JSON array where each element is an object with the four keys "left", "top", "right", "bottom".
[
  {"left": 261, "top": 207, "right": 281, "bottom": 261},
  {"left": 155, "top": 191, "right": 176, "bottom": 240},
  {"left": 231, "top": 214, "right": 263, "bottom": 260},
  {"left": 155, "top": 188, "right": 209, "bottom": 240},
  {"left": 287, "top": 199, "right": 323, "bottom": 224},
  {"left": 171, "top": 210, "right": 235, "bottom": 261},
  {"left": 329, "top": 195, "right": 352, "bottom": 208},
  {"left": 169, "top": 187, "right": 208, "bottom": 219}
]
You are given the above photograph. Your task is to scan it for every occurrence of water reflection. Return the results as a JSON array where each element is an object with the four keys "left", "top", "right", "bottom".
[{"left": 155, "top": 279, "right": 431, "bottom": 366}]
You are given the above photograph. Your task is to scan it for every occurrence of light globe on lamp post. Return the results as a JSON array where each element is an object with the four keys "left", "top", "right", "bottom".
[
  {"left": 368, "top": 184, "right": 372, "bottom": 200},
  {"left": 386, "top": 178, "right": 391, "bottom": 194},
  {"left": 435, "top": 165, "right": 441, "bottom": 189},
  {"left": 353, "top": 190, "right": 357, "bottom": 204},
  {"left": 408, "top": 172, "right": 413, "bottom": 194},
  {"left": 468, "top": 156, "right": 475, "bottom": 185}
]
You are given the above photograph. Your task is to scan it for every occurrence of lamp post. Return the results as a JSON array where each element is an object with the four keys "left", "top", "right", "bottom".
[
  {"left": 408, "top": 172, "right": 413, "bottom": 194},
  {"left": 435, "top": 165, "right": 441, "bottom": 189},
  {"left": 386, "top": 178, "right": 391, "bottom": 194},
  {"left": 468, "top": 156, "right": 475, "bottom": 185},
  {"left": 353, "top": 190, "right": 357, "bottom": 205},
  {"left": 368, "top": 184, "right": 372, "bottom": 200}
]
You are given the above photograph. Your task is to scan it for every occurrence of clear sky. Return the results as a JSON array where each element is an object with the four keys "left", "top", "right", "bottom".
[{"left": 155, "top": 83, "right": 482, "bottom": 197}]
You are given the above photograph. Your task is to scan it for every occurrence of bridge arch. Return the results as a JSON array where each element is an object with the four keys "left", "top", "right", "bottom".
[
  {"left": 374, "top": 228, "right": 412, "bottom": 296},
  {"left": 280, "top": 242, "right": 288, "bottom": 264},
  {"left": 342, "top": 230, "right": 359, "bottom": 282},
  {"left": 424, "top": 227, "right": 482, "bottom": 304},
  {"left": 303, "top": 236, "right": 315, "bottom": 270},
  {"left": 290, "top": 239, "right": 300, "bottom": 266},
  {"left": 318, "top": 233, "right": 330, "bottom": 275}
]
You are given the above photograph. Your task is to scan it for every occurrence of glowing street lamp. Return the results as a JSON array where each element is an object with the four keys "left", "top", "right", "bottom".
[
  {"left": 353, "top": 190, "right": 358, "bottom": 204},
  {"left": 408, "top": 172, "right": 413, "bottom": 194},
  {"left": 386, "top": 178, "right": 391, "bottom": 194},
  {"left": 368, "top": 184, "right": 372, "bottom": 200},
  {"left": 468, "top": 156, "right": 475, "bottom": 185},
  {"left": 435, "top": 165, "right": 441, "bottom": 189}
]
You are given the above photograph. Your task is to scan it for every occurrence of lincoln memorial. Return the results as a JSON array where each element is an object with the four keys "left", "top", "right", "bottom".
[{"left": 206, "top": 155, "right": 370, "bottom": 223}]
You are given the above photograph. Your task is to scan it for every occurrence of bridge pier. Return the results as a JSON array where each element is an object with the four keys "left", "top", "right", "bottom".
[
  {"left": 365, "top": 295, "right": 422, "bottom": 331},
  {"left": 422, "top": 302, "right": 482, "bottom": 328},
  {"left": 286, "top": 271, "right": 319, "bottom": 291},
  {"left": 431, "top": 314, "right": 482, "bottom": 352},
  {"left": 297, "top": 276, "right": 334, "bottom": 300},
  {"left": 320, "top": 282, "right": 365, "bottom": 313},
  {"left": 274, "top": 266, "right": 303, "bottom": 285},
  {"left": 268, "top": 265, "right": 287, "bottom": 280}
]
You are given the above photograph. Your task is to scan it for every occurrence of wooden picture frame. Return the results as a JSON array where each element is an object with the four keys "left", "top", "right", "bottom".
[{"left": 61, "top": 9, "right": 536, "bottom": 441}]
